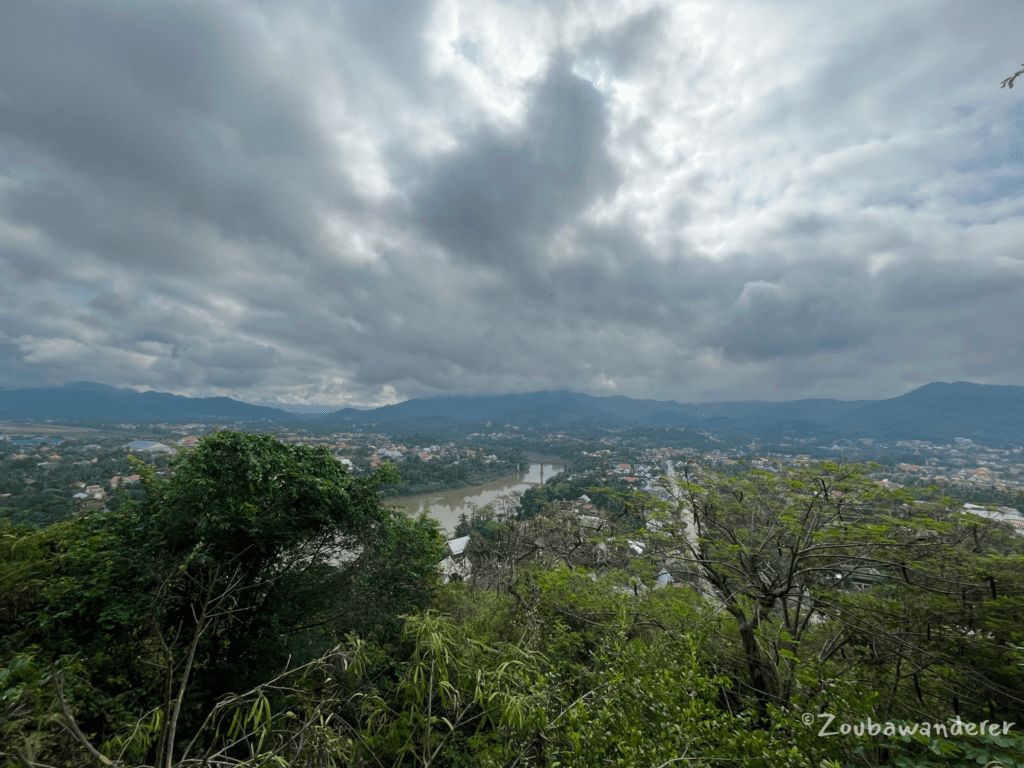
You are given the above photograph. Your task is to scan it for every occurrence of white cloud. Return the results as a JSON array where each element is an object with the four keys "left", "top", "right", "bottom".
[{"left": 19, "top": 337, "right": 91, "bottom": 363}]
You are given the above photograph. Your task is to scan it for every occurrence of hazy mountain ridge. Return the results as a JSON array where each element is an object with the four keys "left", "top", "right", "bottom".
[
  {"left": 0, "top": 381, "right": 1021, "bottom": 444},
  {"left": 0, "top": 381, "right": 293, "bottom": 421}
]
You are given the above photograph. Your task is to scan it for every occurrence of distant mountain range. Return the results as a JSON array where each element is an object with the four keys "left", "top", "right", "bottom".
[
  {"left": 0, "top": 381, "right": 293, "bottom": 422},
  {"left": 313, "top": 383, "right": 1024, "bottom": 444},
  {"left": 0, "top": 380, "right": 1021, "bottom": 445}
]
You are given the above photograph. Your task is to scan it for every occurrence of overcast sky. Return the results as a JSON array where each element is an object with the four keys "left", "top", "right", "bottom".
[{"left": 1, "top": 0, "right": 1022, "bottom": 410}]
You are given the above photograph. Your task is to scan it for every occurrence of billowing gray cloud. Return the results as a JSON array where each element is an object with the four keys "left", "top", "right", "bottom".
[
  {"left": 876, "top": 261, "right": 1024, "bottom": 313},
  {"left": 0, "top": 0, "right": 357, "bottom": 272},
  {"left": 707, "top": 293, "right": 878, "bottom": 361},
  {"left": 414, "top": 54, "right": 621, "bottom": 272},
  {"left": 0, "top": 0, "right": 1022, "bottom": 408}
]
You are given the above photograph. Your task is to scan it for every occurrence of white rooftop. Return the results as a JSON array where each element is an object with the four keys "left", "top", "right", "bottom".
[{"left": 447, "top": 535, "right": 471, "bottom": 557}]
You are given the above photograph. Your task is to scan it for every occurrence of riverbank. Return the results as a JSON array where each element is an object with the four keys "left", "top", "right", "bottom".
[
  {"left": 387, "top": 461, "right": 566, "bottom": 535},
  {"left": 378, "top": 462, "right": 523, "bottom": 498}
]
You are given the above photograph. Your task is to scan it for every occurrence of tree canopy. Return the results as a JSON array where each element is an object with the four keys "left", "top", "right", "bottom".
[{"left": 1, "top": 430, "right": 446, "bottom": 766}]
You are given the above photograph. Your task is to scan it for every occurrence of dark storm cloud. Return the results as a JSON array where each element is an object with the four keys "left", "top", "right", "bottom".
[
  {"left": 0, "top": 0, "right": 353, "bottom": 273},
  {"left": 414, "top": 54, "right": 621, "bottom": 270},
  {"left": 544, "top": 222, "right": 694, "bottom": 326},
  {"left": 705, "top": 292, "right": 878, "bottom": 362}
]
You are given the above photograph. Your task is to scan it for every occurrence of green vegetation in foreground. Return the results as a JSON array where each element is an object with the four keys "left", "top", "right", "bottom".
[{"left": 2, "top": 430, "right": 1024, "bottom": 767}]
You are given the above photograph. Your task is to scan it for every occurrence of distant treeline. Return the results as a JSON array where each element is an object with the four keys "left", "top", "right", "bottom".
[
  {"left": 900, "top": 477, "right": 1024, "bottom": 509},
  {"left": 375, "top": 449, "right": 526, "bottom": 497}
]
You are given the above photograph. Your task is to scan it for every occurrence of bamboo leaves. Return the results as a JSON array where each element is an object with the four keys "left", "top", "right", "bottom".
[{"left": 352, "top": 611, "right": 543, "bottom": 767}]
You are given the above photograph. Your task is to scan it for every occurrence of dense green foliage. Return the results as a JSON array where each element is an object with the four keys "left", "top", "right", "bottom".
[
  {"left": 515, "top": 469, "right": 633, "bottom": 521},
  {"left": 0, "top": 441, "right": 136, "bottom": 528},
  {"left": 375, "top": 449, "right": 525, "bottom": 497},
  {"left": 3, "top": 448, "right": 1024, "bottom": 767},
  {"left": 0, "top": 430, "right": 446, "bottom": 766}
]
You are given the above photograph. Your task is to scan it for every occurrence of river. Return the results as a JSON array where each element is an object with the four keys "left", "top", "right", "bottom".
[{"left": 385, "top": 459, "right": 567, "bottom": 536}]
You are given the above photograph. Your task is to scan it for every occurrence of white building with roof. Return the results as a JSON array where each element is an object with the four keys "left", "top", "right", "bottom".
[
  {"left": 439, "top": 536, "right": 473, "bottom": 584},
  {"left": 446, "top": 536, "right": 470, "bottom": 557},
  {"left": 961, "top": 503, "right": 1024, "bottom": 535}
]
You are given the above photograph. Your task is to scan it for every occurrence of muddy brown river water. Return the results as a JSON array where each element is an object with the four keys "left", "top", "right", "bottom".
[{"left": 385, "top": 459, "right": 566, "bottom": 536}]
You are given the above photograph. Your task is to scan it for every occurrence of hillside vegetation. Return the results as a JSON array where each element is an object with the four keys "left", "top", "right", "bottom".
[{"left": 2, "top": 431, "right": 1024, "bottom": 767}]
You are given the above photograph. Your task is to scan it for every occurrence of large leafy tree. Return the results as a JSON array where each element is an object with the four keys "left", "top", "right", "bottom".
[
  {"left": 1, "top": 429, "right": 446, "bottom": 764},
  {"left": 140, "top": 432, "right": 444, "bottom": 732},
  {"left": 615, "top": 460, "right": 1024, "bottom": 728}
]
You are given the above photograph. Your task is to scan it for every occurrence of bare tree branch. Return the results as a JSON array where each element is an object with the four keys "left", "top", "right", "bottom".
[{"left": 50, "top": 663, "right": 117, "bottom": 766}]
